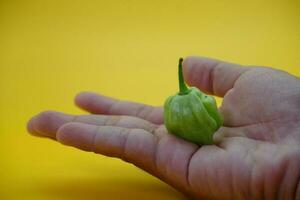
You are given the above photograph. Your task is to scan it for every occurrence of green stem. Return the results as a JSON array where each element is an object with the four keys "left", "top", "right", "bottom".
[{"left": 178, "top": 58, "right": 189, "bottom": 95}]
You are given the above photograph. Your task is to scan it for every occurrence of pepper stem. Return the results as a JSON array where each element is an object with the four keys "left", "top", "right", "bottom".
[{"left": 178, "top": 58, "right": 189, "bottom": 95}]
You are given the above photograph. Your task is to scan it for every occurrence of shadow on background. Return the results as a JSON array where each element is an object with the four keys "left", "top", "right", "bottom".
[{"left": 34, "top": 177, "right": 187, "bottom": 200}]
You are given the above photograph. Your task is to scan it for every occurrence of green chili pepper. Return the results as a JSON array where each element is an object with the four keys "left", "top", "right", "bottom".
[{"left": 163, "top": 58, "right": 223, "bottom": 145}]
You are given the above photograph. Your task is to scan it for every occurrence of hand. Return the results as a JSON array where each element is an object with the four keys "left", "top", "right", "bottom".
[{"left": 27, "top": 56, "right": 300, "bottom": 199}]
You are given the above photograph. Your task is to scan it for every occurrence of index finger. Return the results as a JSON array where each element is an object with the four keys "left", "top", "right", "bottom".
[
  {"left": 183, "top": 56, "right": 250, "bottom": 97},
  {"left": 75, "top": 92, "right": 163, "bottom": 124}
]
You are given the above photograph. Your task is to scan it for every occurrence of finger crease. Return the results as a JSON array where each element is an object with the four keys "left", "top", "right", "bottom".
[
  {"left": 107, "top": 100, "right": 121, "bottom": 114},
  {"left": 104, "top": 116, "right": 121, "bottom": 126},
  {"left": 71, "top": 115, "right": 78, "bottom": 123},
  {"left": 212, "top": 62, "right": 227, "bottom": 96},
  {"left": 209, "top": 63, "right": 217, "bottom": 95},
  {"left": 135, "top": 104, "right": 151, "bottom": 119},
  {"left": 186, "top": 148, "right": 200, "bottom": 188},
  {"left": 153, "top": 136, "right": 162, "bottom": 178},
  {"left": 147, "top": 124, "right": 158, "bottom": 135},
  {"left": 91, "top": 126, "right": 101, "bottom": 153},
  {"left": 120, "top": 128, "right": 131, "bottom": 162}
]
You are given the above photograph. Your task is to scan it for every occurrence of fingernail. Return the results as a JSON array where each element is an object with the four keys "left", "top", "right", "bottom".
[{"left": 213, "top": 133, "right": 223, "bottom": 144}]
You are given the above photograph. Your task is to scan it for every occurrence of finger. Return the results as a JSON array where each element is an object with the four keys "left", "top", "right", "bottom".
[
  {"left": 27, "top": 111, "right": 157, "bottom": 139},
  {"left": 57, "top": 122, "right": 159, "bottom": 175},
  {"left": 57, "top": 122, "right": 199, "bottom": 193},
  {"left": 183, "top": 56, "right": 250, "bottom": 97},
  {"left": 75, "top": 92, "right": 163, "bottom": 124},
  {"left": 212, "top": 127, "right": 244, "bottom": 144}
]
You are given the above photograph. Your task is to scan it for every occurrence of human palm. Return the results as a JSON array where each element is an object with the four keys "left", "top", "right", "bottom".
[{"left": 28, "top": 57, "right": 300, "bottom": 199}]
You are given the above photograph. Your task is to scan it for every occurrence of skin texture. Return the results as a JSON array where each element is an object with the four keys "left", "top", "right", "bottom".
[{"left": 27, "top": 56, "right": 300, "bottom": 199}]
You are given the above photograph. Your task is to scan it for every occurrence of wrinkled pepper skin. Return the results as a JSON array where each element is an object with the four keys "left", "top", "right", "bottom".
[{"left": 164, "top": 58, "right": 223, "bottom": 145}]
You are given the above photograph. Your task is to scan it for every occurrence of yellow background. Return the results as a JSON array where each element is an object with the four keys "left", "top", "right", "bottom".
[{"left": 1, "top": 0, "right": 299, "bottom": 199}]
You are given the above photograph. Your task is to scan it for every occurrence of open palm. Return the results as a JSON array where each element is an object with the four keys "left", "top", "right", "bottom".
[{"left": 27, "top": 57, "right": 300, "bottom": 199}]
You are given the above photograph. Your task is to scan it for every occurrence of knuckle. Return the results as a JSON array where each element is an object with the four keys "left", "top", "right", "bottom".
[
  {"left": 135, "top": 104, "right": 151, "bottom": 119},
  {"left": 107, "top": 100, "right": 120, "bottom": 113},
  {"left": 119, "top": 128, "right": 131, "bottom": 162}
]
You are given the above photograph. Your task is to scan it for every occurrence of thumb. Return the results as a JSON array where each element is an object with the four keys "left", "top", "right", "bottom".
[{"left": 183, "top": 56, "right": 250, "bottom": 97}]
